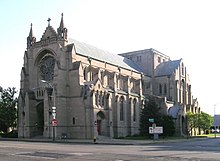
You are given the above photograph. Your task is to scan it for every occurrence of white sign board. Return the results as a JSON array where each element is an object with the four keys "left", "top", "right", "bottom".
[{"left": 149, "top": 127, "right": 163, "bottom": 134}]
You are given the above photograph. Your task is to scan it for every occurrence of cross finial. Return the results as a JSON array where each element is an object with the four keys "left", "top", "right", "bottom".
[
  {"left": 47, "top": 18, "right": 51, "bottom": 26},
  {"left": 61, "top": 13, "right": 63, "bottom": 17}
]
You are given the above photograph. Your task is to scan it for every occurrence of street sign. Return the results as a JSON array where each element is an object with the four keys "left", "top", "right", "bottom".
[
  {"left": 148, "top": 118, "right": 154, "bottom": 123},
  {"left": 149, "top": 127, "right": 154, "bottom": 134},
  {"left": 52, "top": 119, "right": 57, "bottom": 126},
  {"left": 149, "top": 126, "right": 163, "bottom": 134}
]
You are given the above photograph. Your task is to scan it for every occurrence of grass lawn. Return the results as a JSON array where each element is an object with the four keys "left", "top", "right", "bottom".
[
  {"left": 117, "top": 133, "right": 220, "bottom": 140},
  {"left": 200, "top": 133, "right": 220, "bottom": 138},
  {"left": 117, "top": 135, "right": 190, "bottom": 140}
]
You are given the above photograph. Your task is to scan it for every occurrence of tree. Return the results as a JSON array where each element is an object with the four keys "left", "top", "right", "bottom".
[
  {"left": 159, "top": 115, "right": 175, "bottom": 137},
  {"left": 139, "top": 97, "right": 175, "bottom": 137},
  {"left": 186, "top": 112, "right": 197, "bottom": 134},
  {"left": 186, "top": 111, "right": 213, "bottom": 135},
  {"left": 0, "top": 86, "right": 17, "bottom": 133},
  {"left": 198, "top": 112, "right": 213, "bottom": 133},
  {"left": 139, "top": 97, "right": 161, "bottom": 136}
]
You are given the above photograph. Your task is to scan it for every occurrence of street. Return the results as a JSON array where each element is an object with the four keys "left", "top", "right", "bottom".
[{"left": 0, "top": 138, "right": 220, "bottom": 161}]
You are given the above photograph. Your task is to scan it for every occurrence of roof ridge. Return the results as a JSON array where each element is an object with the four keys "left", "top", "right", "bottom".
[{"left": 69, "top": 38, "right": 144, "bottom": 73}]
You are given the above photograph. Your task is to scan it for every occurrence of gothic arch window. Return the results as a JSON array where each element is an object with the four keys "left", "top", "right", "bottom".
[
  {"left": 39, "top": 55, "right": 55, "bottom": 81},
  {"left": 102, "top": 95, "right": 105, "bottom": 106},
  {"left": 159, "top": 84, "right": 162, "bottom": 95},
  {"left": 120, "top": 96, "right": 124, "bottom": 121},
  {"left": 133, "top": 98, "right": 137, "bottom": 122},
  {"left": 181, "top": 63, "right": 184, "bottom": 76},
  {"left": 95, "top": 91, "right": 98, "bottom": 106},
  {"left": 83, "top": 67, "right": 87, "bottom": 81},
  {"left": 182, "top": 79, "right": 185, "bottom": 103},
  {"left": 164, "top": 84, "right": 167, "bottom": 95},
  {"left": 99, "top": 91, "right": 102, "bottom": 106}
]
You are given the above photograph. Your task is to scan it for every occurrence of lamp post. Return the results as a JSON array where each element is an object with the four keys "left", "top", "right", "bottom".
[
  {"left": 51, "top": 106, "right": 56, "bottom": 141},
  {"left": 214, "top": 104, "right": 217, "bottom": 138},
  {"left": 41, "top": 80, "right": 56, "bottom": 141}
]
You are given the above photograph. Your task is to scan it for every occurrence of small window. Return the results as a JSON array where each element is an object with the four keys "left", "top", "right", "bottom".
[
  {"left": 120, "top": 79, "right": 124, "bottom": 90},
  {"left": 102, "top": 95, "right": 105, "bottom": 106},
  {"left": 120, "top": 96, "right": 124, "bottom": 121},
  {"left": 158, "top": 56, "right": 161, "bottom": 63},
  {"left": 83, "top": 68, "right": 87, "bottom": 81},
  {"left": 136, "top": 56, "right": 142, "bottom": 62},
  {"left": 133, "top": 99, "right": 137, "bottom": 122},
  {"left": 99, "top": 92, "right": 102, "bottom": 106},
  {"left": 159, "top": 84, "right": 162, "bottom": 94},
  {"left": 182, "top": 63, "right": 184, "bottom": 75},
  {"left": 164, "top": 84, "right": 167, "bottom": 94},
  {"left": 72, "top": 117, "right": 75, "bottom": 124},
  {"left": 95, "top": 91, "right": 98, "bottom": 106}
]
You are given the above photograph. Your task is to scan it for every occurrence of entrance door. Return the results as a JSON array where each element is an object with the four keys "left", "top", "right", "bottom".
[
  {"left": 36, "top": 102, "right": 44, "bottom": 136},
  {"left": 97, "top": 120, "right": 101, "bottom": 135},
  {"left": 97, "top": 111, "right": 105, "bottom": 135}
]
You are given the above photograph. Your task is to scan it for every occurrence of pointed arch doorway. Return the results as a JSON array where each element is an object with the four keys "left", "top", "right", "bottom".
[
  {"left": 36, "top": 102, "right": 44, "bottom": 136},
  {"left": 97, "top": 111, "right": 105, "bottom": 135}
]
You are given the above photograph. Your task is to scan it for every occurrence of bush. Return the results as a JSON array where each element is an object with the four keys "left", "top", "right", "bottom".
[{"left": 1, "top": 130, "right": 18, "bottom": 138}]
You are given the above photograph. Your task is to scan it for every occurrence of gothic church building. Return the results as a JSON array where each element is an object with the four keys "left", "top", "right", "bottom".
[{"left": 18, "top": 14, "right": 200, "bottom": 139}]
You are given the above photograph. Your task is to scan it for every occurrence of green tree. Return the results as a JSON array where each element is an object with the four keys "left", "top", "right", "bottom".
[
  {"left": 159, "top": 115, "right": 175, "bottom": 137},
  {"left": 186, "top": 111, "right": 213, "bottom": 135},
  {"left": 139, "top": 97, "right": 175, "bottom": 137},
  {"left": 0, "top": 86, "right": 17, "bottom": 133},
  {"left": 198, "top": 111, "right": 213, "bottom": 133},
  {"left": 139, "top": 97, "right": 161, "bottom": 136}
]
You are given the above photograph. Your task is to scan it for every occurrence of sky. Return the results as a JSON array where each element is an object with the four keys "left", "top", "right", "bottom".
[{"left": 0, "top": 0, "right": 220, "bottom": 115}]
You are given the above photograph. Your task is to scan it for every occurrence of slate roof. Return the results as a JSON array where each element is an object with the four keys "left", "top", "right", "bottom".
[
  {"left": 67, "top": 39, "right": 144, "bottom": 73},
  {"left": 155, "top": 59, "right": 181, "bottom": 77}
]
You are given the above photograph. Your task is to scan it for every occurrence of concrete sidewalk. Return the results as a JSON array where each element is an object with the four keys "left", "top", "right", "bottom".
[{"left": 0, "top": 136, "right": 210, "bottom": 145}]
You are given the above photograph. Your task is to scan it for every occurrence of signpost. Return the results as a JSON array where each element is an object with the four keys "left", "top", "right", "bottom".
[
  {"left": 148, "top": 118, "right": 163, "bottom": 140},
  {"left": 149, "top": 125, "right": 163, "bottom": 140},
  {"left": 52, "top": 119, "right": 57, "bottom": 126},
  {"left": 148, "top": 118, "right": 154, "bottom": 123},
  {"left": 149, "top": 127, "right": 163, "bottom": 134}
]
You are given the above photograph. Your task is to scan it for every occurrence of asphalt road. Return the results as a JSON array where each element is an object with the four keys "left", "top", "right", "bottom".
[{"left": 0, "top": 138, "right": 220, "bottom": 161}]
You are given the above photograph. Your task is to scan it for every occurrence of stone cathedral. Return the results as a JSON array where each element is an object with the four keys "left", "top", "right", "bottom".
[{"left": 18, "top": 14, "right": 201, "bottom": 139}]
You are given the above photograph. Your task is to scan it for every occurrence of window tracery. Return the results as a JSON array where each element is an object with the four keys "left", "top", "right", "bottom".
[{"left": 39, "top": 55, "right": 55, "bottom": 81}]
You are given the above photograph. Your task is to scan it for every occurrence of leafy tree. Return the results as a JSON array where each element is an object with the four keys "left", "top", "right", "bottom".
[
  {"left": 186, "top": 111, "right": 213, "bottom": 135},
  {"left": 159, "top": 115, "right": 175, "bottom": 137},
  {"left": 139, "top": 97, "right": 161, "bottom": 136},
  {"left": 139, "top": 97, "right": 175, "bottom": 137},
  {"left": 198, "top": 111, "right": 213, "bottom": 133},
  {"left": 0, "top": 86, "right": 17, "bottom": 133},
  {"left": 186, "top": 112, "right": 197, "bottom": 132}
]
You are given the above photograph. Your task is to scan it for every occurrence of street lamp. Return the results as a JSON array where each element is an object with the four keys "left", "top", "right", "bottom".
[
  {"left": 41, "top": 80, "right": 56, "bottom": 141},
  {"left": 214, "top": 104, "right": 217, "bottom": 138}
]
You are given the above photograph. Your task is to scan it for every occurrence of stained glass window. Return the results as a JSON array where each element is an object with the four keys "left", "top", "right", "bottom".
[{"left": 39, "top": 55, "right": 55, "bottom": 81}]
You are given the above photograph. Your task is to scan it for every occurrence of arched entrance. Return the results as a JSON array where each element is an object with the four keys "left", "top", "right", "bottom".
[
  {"left": 36, "top": 102, "right": 44, "bottom": 136},
  {"left": 97, "top": 111, "right": 105, "bottom": 135}
]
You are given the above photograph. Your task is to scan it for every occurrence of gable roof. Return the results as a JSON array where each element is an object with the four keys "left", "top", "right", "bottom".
[
  {"left": 41, "top": 26, "right": 57, "bottom": 40},
  {"left": 67, "top": 39, "right": 144, "bottom": 73},
  {"left": 155, "top": 59, "right": 181, "bottom": 77}
]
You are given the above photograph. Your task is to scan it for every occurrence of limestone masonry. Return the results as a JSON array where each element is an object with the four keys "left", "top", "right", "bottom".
[{"left": 18, "top": 14, "right": 200, "bottom": 139}]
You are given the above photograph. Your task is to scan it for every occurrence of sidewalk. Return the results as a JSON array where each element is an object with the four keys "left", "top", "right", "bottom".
[{"left": 0, "top": 136, "right": 210, "bottom": 145}]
